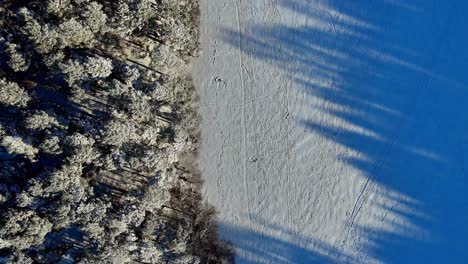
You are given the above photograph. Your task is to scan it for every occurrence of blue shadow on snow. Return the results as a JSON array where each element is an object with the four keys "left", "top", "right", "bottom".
[{"left": 222, "top": 0, "right": 468, "bottom": 263}]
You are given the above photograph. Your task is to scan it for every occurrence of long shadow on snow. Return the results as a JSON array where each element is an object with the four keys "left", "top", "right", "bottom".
[
  {"left": 222, "top": 0, "right": 468, "bottom": 263},
  {"left": 219, "top": 221, "right": 358, "bottom": 264}
]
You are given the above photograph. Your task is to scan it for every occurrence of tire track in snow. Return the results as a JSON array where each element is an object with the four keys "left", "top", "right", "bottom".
[
  {"left": 284, "top": 77, "right": 293, "bottom": 233},
  {"left": 234, "top": 0, "right": 253, "bottom": 230},
  {"left": 267, "top": 0, "right": 294, "bottom": 233}
]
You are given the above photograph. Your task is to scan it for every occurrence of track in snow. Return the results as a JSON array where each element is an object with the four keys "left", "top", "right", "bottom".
[{"left": 194, "top": 0, "right": 468, "bottom": 263}]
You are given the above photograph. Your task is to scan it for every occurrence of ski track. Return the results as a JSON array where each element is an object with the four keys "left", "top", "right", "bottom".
[
  {"left": 194, "top": 0, "right": 468, "bottom": 263},
  {"left": 233, "top": 0, "right": 254, "bottom": 231}
]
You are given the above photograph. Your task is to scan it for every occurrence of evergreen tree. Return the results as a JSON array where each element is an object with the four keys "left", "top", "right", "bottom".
[{"left": 0, "top": 1, "right": 232, "bottom": 263}]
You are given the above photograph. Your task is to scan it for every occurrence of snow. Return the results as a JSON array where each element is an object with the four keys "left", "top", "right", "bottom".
[{"left": 193, "top": 0, "right": 468, "bottom": 263}]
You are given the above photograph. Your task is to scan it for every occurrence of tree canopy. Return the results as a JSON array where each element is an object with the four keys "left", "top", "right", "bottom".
[{"left": 0, "top": 1, "right": 232, "bottom": 263}]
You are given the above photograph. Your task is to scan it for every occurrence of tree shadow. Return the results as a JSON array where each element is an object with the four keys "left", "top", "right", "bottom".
[
  {"left": 221, "top": 0, "right": 468, "bottom": 262},
  {"left": 219, "top": 220, "right": 358, "bottom": 264}
]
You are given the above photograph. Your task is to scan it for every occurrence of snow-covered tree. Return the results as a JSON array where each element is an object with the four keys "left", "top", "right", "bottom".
[
  {"left": 39, "top": 135, "right": 62, "bottom": 154},
  {"left": 66, "top": 134, "right": 100, "bottom": 164},
  {"left": 0, "top": 0, "right": 232, "bottom": 262},
  {"left": 5, "top": 42, "right": 29, "bottom": 72},
  {"left": 0, "top": 210, "right": 52, "bottom": 250},
  {"left": 1, "top": 136, "right": 38, "bottom": 161},
  {"left": 0, "top": 79, "right": 30, "bottom": 107},
  {"left": 81, "top": 2, "right": 108, "bottom": 33},
  {"left": 25, "top": 110, "right": 61, "bottom": 131},
  {"left": 18, "top": 7, "right": 59, "bottom": 54}
]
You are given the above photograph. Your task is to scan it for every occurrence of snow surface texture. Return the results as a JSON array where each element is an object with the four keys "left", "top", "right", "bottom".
[{"left": 193, "top": 0, "right": 468, "bottom": 263}]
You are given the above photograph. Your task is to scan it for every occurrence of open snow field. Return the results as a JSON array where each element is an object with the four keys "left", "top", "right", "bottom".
[{"left": 193, "top": 0, "right": 468, "bottom": 263}]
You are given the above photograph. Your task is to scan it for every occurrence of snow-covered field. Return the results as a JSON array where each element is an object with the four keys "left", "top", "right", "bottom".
[{"left": 193, "top": 0, "right": 468, "bottom": 263}]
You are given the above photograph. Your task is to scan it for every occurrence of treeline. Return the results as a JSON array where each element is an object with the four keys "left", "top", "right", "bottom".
[{"left": 0, "top": 0, "right": 232, "bottom": 263}]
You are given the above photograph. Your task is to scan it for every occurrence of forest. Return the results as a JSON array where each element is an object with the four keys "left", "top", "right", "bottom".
[{"left": 0, "top": 0, "right": 232, "bottom": 263}]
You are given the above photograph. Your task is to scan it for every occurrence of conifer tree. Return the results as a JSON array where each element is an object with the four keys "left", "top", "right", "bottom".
[{"left": 0, "top": 1, "right": 232, "bottom": 263}]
